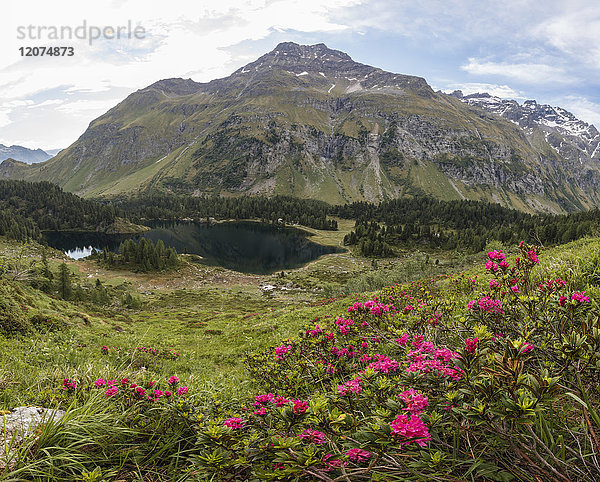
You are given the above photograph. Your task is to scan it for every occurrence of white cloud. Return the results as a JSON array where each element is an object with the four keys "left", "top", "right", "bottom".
[
  {"left": 55, "top": 98, "right": 125, "bottom": 115},
  {"left": 1, "top": 0, "right": 598, "bottom": 150},
  {"left": 533, "top": 4, "right": 600, "bottom": 69},
  {"left": 0, "top": 99, "right": 35, "bottom": 127},
  {"left": 438, "top": 83, "right": 524, "bottom": 100},
  {"left": 27, "top": 99, "right": 63, "bottom": 108},
  {"left": 1, "top": 0, "right": 364, "bottom": 148},
  {"left": 461, "top": 58, "right": 572, "bottom": 85}
]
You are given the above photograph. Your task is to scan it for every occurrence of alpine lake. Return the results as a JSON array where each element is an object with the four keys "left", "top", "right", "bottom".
[{"left": 43, "top": 221, "right": 343, "bottom": 274}]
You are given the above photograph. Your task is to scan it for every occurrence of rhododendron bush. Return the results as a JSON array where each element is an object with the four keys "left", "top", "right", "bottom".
[
  {"left": 178, "top": 243, "right": 599, "bottom": 480},
  {"left": 51, "top": 243, "right": 600, "bottom": 480}
]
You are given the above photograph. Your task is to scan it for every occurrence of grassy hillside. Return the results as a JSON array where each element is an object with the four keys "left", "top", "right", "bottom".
[{"left": 0, "top": 230, "right": 599, "bottom": 479}]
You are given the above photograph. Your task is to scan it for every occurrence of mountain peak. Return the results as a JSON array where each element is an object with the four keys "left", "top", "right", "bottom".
[
  {"left": 228, "top": 41, "right": 433, "bottom": 96},
  {"left": 233, "top": 41, "right": 360, "bottom": 77},
  {"left": 146, "top": 78, "right": 202, "bottom": 96},
  {"left": 271, "top": 42, "right": 352, "bottom": 62}
]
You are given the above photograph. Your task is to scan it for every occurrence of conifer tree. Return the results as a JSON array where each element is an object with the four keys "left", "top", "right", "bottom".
[{"left": 57, "top": 262, "right": 72, "bottom": 300}]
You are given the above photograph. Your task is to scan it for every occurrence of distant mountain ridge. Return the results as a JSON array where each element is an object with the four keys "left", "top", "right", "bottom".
[
  {"left": 2, "top": 42, "right": 600, "bottom": 213},
  {"left": 0, "top": 145, "right": 53, "bottom": 164},
  {"left": 450, "top": 90, "right": 600, "bottom": 166}
]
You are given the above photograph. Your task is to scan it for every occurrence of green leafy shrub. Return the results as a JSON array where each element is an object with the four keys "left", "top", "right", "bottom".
[
  {"left": 0, "top": 281, "right": 31, "bottom": 334},
  {"left": 29, "top": 313, "right": 67, "bottom": 332}
]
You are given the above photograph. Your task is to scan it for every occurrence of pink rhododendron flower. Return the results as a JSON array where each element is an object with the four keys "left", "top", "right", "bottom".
[
  {"left": 347, "top": 300, "right": 392, "bottom": 316},
  {"left": 488, "top": 250, "right": 505, "bottom": 262},
  {"left": 421, "top": 342, "right": 434, "bottom": 353},
  {"left": 168, "top": 376, "right": 179, "bottom": 385},
  {"left": 254, "top": 393, "right": 275, "bottom": 406},
  {"left": 406, "top": 345, "right": 462, "bottom": 380},
  {"left": 105, "top": 386, "right": 118, "bottom": 397},
  {"left": 337, "top": 377, "right": 362, "bottom": 396},
  {"left": 274, "top": 344, "right": 292, "bottom": 360},
  {"left": 298, "top": 429, "right": 326, "bottom": 444},
  {"left": 400, "top": 389, "right": 429, "bottom": 415},
  {"left": 468, "top": 296, "right": 502, "bottom": 313},
  {"left": 485, "top": 260, "right": 499, "bottom": 272},
  {"left": 427, "top": 312, "right": 442, "bottom": 325},
  {"left": 94, "top": 379, "right": 106, "bottom": 388},
  {"left": 511, "top": 285, "right": 519, "bottom": 294},
  {"left": 307, "top": 325, "right": 322, "bottom": 337},
  {"left": 177, "top": 386, "right": 188, "bottom": 395},
  {"left": 464, "top": 338, "right": 478, "bottom": 354},
  {"left": 323, "top": 454, "right": 341, "bottom": 469},
  {"left": 521, "top": 343, "right": 534, "bottom": 354},
  {"left": 62, "top": 379, "right": 78, "bottom": 390},
  {"left": 293, "top": 400, "right": 308, "bottom": 414},
  {"left": 335, "top": 318, "right": 354, "bottom": 335},
  {"left": 390, "top": 414, "right": 431, "bottom": 447},
  {"left": 367, "top": 355, "right": 399, "bottom": 374},
  {"left": 224, "top": 417, "right": 245, "bottom": 429},
  {"left": 528, "top": 250, "right": 539, "bottom": 264},
  {"left": 346, "top": 448, "right": 371, "bottom": 463},
  {"left": 273, "top": 395, "right": 289, "bottom": 407},
  {"left": 559, "top": 295, "right": 567, "bottom": 306},
  {"left": 571, "top": 291, "right": 590, "bottom": 303},
  {"left": 396, "top": 334, "right": 409, "bottom": 345}
]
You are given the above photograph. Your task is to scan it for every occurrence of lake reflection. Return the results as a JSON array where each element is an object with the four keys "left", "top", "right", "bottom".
[
  {"left": 65, "top": 246, "right": 95, "bottom": 260},
  {"left": 44, "top": 221, "right": 342, "bottom": 274}
]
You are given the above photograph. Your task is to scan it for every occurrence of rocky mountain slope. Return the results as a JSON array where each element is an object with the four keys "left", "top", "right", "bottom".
[
  {"left": 450, "top": 91, "right": 600, "bottom": 169},
  {"left": 0, "top": 145, "right": 52, "bottom": 164},
  {"left": 2, "top": 42, "right": 599, "bottom": 212}
]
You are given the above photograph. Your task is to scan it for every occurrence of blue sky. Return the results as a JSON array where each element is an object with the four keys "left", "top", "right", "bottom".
[{"left": 1, "top": 0, "right": 599, "bottom": 150}]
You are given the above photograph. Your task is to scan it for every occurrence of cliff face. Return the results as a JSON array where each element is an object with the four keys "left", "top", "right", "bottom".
[
  {"left": 450, "top": 91, "right": 600, "bottom": 206},
  {"left": 2, "top": 42, "right": 599, "bottom": 212},
  {"left": 453, "top": 92, "right": 600, "bottom": 162}
]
